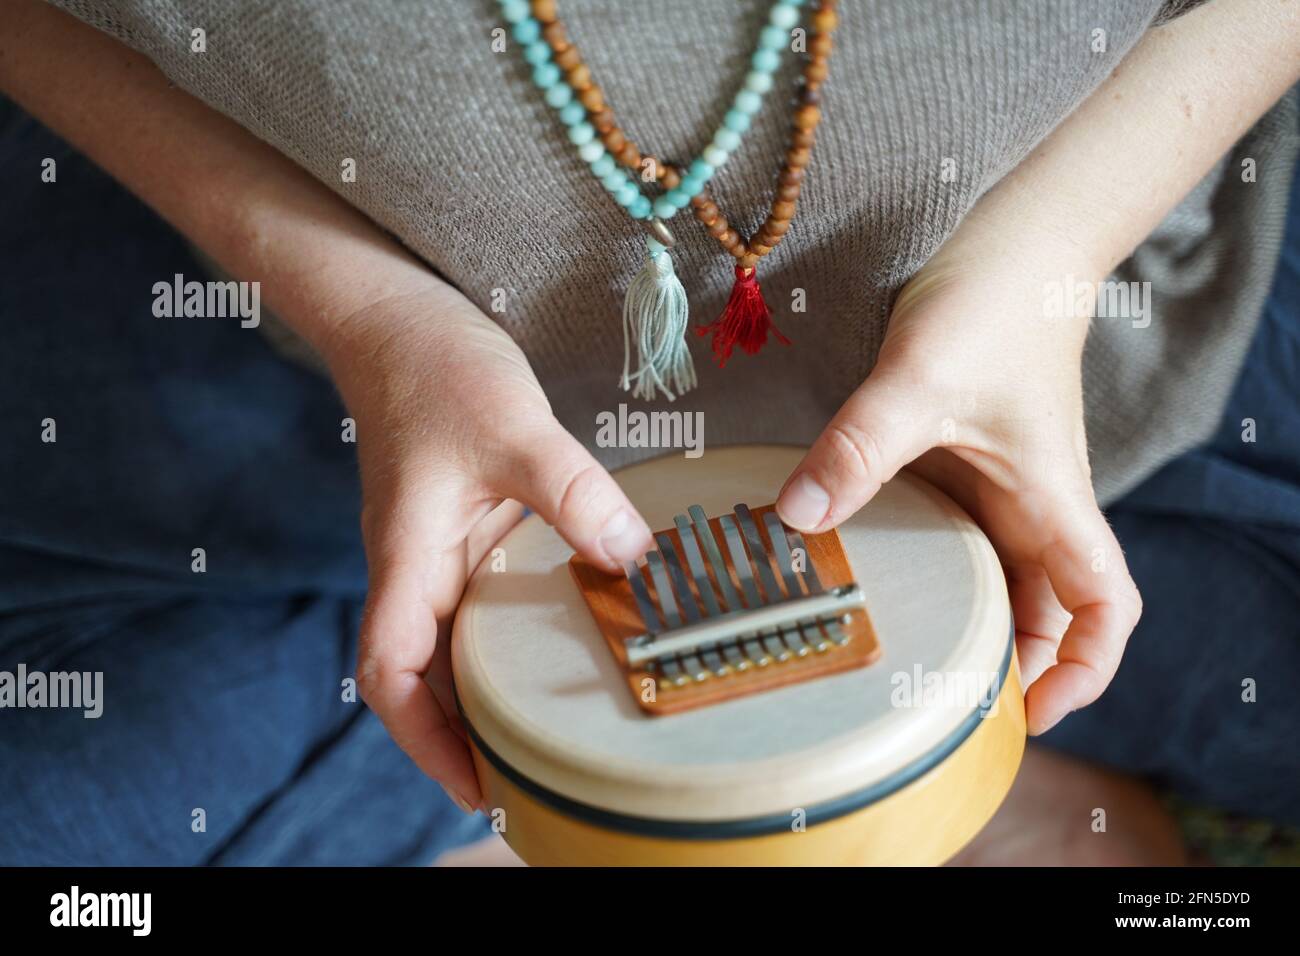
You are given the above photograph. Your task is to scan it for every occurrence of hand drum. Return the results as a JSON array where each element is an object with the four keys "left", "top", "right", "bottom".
[{"left": 452, "top": 445, "right": 1024, "bottom": 865}]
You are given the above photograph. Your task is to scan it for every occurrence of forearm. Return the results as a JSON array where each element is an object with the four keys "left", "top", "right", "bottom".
[
  {"left": 0, "top": 0, "right": 450, "bottom": 363},
  {"left": 952, "top": 0, "right": 1300, "bottom": 282}
]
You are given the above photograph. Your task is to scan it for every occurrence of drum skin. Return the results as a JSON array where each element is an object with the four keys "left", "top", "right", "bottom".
[
  {"left": 467, "top": 655, "right": 1024, "bottom": 866},
  {"left": 453, "top": 445, "right": 1027, "bottom": 865}
]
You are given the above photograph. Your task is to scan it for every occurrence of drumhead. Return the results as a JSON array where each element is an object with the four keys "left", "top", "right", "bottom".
[{"left": 453, "top": 445, "right": 1012, "bottom": 823}]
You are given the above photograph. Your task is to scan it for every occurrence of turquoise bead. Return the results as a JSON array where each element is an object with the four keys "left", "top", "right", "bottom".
[
  {"left": 724, "top": 109, "right": 751, "bottom": 133},
  {"left": 713, "top": 127, "right": 741, "bottom": 152},
  {"left": 752, "top": 48, "right": 780, "bottom": 73},
  {"left": 544, "top": 82, "right": 573, "bottom": 107},
  {"left": 590, "top": 154, "right": 616, "bottom": 177},
  {"left": 702, "top": 145, "right": 728, "bottom": 168},
  {"left": 532, "top": 62, "right": 560, "bottom": 88},
  {"left": 568, "top": 122, "right": 595, "bottom": 145},
  {"left": 666, "top": 188, "right": 689, "bottom": 208},
  {"left": 501, "top": 0, "right": 529, "bottom": 24},
  {"left": 735, "top": 89, "right": 763, "bottom": 115},
  {"left": 602, "top": 171, "right": 626, "bottom": 192},
  {"left": 760, "top": 25, "right": 789, "bottom": 50},
  {"left": 512, "top": 17, "right": 541, "bottom": 44},
  {"left": 630, "top": 194, "right": 652, "bottom": 219},
  {"left": 559, "top": 100, "right": 586, "bottom": 126},
  {"left": 653, "top": 196, "right": 679, "bottom": 219},
  {"left": 523, "top": 40, "right": 551, "bottom": 66},
  {"left": 770, "top": 3, "right": 799, "bottom": 29},
  {"left": 745, "top": 69, "right": 774, "bottom": 94},
  {"left": 680, "top": 174, "right": 705, "bottom": 197},
  {"left": 578, "top": 139, "right": 605, "bottom": 163},
  {"left": 617, "top": 181, "right": 641, "bottom": 207},
  {"left": 689, "top": 159, "right": 714, "bottom": 180}
]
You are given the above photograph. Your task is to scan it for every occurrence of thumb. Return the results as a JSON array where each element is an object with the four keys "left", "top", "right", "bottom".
[
  {"left": 492, "top": 417, "right": 653, "bottom": 574},
  {"left": 778, "top": 372, "right": 936, "bottom": 533}
]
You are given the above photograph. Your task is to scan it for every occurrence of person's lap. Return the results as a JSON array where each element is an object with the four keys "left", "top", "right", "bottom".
[
  {"left": 1040, "top": 149, "right": 1300, "bottom": 827},
  {"left": 0, "top": 99, "right": 487, "bottom": 865},
  {"left": 3, "top": 91, "right": 1297, "bottom": 866}
]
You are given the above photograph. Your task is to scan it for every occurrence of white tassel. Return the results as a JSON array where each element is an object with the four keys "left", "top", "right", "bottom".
[{"left": 620, "top": 237, "right": 697, "bottom": 402}]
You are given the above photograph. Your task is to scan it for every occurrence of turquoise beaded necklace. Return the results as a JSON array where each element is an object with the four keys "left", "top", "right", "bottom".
[{"left": 500, "top": 0, "right": 808, "bottom": 401}]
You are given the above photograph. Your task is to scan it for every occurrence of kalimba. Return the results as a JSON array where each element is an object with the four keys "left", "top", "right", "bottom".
[{"left": 452, "top": 445, "right": 1024, "bottom": 865}]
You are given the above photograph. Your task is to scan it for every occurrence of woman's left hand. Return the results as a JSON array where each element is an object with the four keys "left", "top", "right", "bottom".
[{"left": 776, "top": 231, "right": 1142, "bottom": 735}]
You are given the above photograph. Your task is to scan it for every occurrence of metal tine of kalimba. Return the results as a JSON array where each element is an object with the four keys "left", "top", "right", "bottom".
[
  {"left": 761, "top": 511, "right": 831, "bottom": 654},
  {"left": 735, "top": 505, "right": 817, "bottom": 657},
  {"left": 673, "top": 514, "right": 741, "bottom": 675},
  {"left": 655, "top": 533, "right": 722, "bottom": 681},
  {"left": 625, "top": 558, "right": 688, "bottom": 684},
  {"left": 786, "top": 529, "right": 852, "bottom": 647},
  {"left": 643, "top": 550, "right": 693, "bottom": 685},
  {"left": 686, "top": 506, "right": 751, "bottom": 672},
  {"left": 718, "top": 515, "right": 783, "bottom": 665}
]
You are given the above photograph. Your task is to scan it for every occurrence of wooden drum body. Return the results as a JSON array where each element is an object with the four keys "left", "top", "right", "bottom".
[{"left": 453, "top": 445, "right": 1025, "bottom": 865}]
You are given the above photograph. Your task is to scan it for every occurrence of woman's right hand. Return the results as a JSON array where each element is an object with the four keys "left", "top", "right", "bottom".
[{"left": 321, "top": 284, "right": 652, "bottom": 812}]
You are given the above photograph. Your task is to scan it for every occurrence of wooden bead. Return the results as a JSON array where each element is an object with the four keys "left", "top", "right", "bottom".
[
  {"left": 800, "top": 85, "right": 822, "bottom": 106},
  {"left": 739, "top": 253, "right": 760, "bottom": 269},
  {"left": 805, "top": 60, "right": 829, "bottom": 84},
  {"left": 777, "top": 183, "right": 801, "bottom": 202},
  {"left": 531, "top": 0, "right": 558, "bottom": 23},
  {"left": 660, "top": 166, "right": 682, "bottom": 189},
  {"left": 792, "top": 128, "right": 816, "bottom": 149},
  {"left": 567, "top": 64, "right": 592, "bottom": 91},
  {"left": 812, "top": 7, "right": 839, "bottom": 33},
  {"left": 794, "top": 104, "right": 821, "bottom": 130},
  {"left": 750, "top": 241, "right": 773, "bottom": 256},
  {"left": 810, "top": 34, "right": 833, "bottom": 58},
  {"left": 787, "top": 146, "right": 812, "bottom": 168},
  {"left": 773, "top": 199, "right": 797, "bottom": 219},
  {"left": 616, "top": 142, "right": 640, "bottom": 168},
  {"left": 707, "top": 217, "right": 730, "bottom": 238},
  {"left": 717, "top": 228, "right": 739, "bottom": 248},
  {"left": 764, "top": 218, "right": 791, "bottom": 237},
  {"left": 779, "top": 167, "right": 806, "bottom": 187},
  {"left": 579, "top": 85, "right": 605, "bottom": 112},
  {"left": 694, "top": 199, "right": 719, "bottom": 220},
  {"left": 554, "top": 45, "right": 581, "bottom": 71},
  {"left": 591, "top": 108, "right": 617, "bottom": 134},
  {"left": 542, "top": 22, "right": 568, "bottom": 49},
  {"left": 601, "top": 128, "right": 626, "bottom": 153}
]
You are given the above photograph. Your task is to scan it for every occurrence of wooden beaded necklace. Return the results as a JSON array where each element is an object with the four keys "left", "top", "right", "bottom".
[{"left": 501, "top": 0, "right": 838, "bottom": 401}]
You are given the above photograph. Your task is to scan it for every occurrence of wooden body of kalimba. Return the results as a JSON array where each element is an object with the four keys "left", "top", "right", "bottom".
[{"left": 452, "top": 445, "right": 1025, "bottom": 865}]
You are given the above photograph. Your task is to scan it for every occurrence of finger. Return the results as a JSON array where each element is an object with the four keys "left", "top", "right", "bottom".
[
  {"left": 1025, "top": 499, "right": 1141, "bottom": 735},
  {"left": 1006, "top": 563, "right": 1072, "bottom": 687},
  {"left": 426, "top": 498, "right": 527, "bottom": 750},
  {"left": 777, "top": 371, "right": 937, "bottom": 533},
  {"left": 492, "top": 417, "right": 651, "bottom": 574},
  {"left": 357, "top": 493, "right": 492, "bottom": 810}
]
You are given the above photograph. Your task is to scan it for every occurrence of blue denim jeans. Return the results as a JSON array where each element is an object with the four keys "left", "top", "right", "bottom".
[
  {"left": 0, "top": 99, "right": 487, "bottom": 865},
  {"left": 1040, "top": 141, "right": 1300, "bottom": 826}
]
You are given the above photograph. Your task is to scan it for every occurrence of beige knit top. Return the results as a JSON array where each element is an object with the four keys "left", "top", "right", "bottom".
[{"left": 54, "top": 0, "right": 1299, "bottom": 502}]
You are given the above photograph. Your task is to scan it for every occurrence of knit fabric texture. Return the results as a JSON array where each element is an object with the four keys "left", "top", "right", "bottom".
[{"left": 50, "top": 0, "right": 1299, "bottom": 503}]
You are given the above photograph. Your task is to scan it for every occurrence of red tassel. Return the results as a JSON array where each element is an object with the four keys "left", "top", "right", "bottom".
[{"left": 696, "top": 266, "right": 791, "bottom": 367}]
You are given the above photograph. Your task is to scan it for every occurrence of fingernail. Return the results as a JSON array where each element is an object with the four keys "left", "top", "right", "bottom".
[
  {"left": 598, "top": 508, "right": 652, "bottom": 564},
  {"left": 777, "top": 474, "right": 830, "bottom": 530},
  {"left": 441, "top": 784, "right": 476, "bottom": 815}
]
